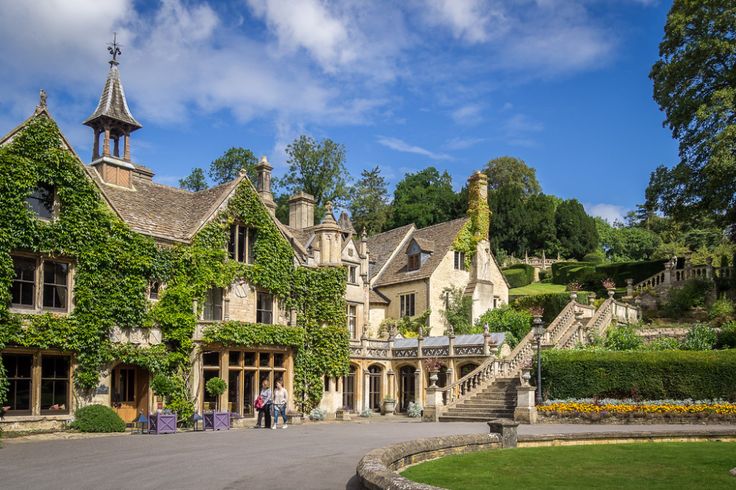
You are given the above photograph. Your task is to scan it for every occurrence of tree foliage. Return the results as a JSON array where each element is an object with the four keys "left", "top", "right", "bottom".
[
  {"left": 209, "top": 147, "right": 258, "bottom": 185},
  {"left": 179, "top": 167, "right": 208, "bottom": 192},
  {"left": 349, "top": 166, "right": 391, "bottom": 235},
  {"left": 279, "top": 135, "right": 350, "bottom": 209},
  {"left": 555, "top": 199, "right": 599, "bottom": 259},
  {"left": 489, "top": 184, "right": 527, "bottom": 256},
  {"left": 484, "top": 156, "right": 541, "bottom": 197},
  {"left": 389, "top": 167, "right": 462, "bottom": 229},
  {"left": 595, "top": 218, "right": 661, "bottom": 262},
  {"left": 649, "top": 0, "right": 736, "bottom": 236}
]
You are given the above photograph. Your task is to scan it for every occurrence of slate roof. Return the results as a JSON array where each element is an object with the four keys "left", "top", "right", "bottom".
[
  {"left": 374, "top": 218, "right": 468, "bottom": 287},
  {"left": 337, "top": 211, "right": 356, "bottom": 234},
  {"left": 369, "top": 289, "right": 390, "bottom": 304},
  {"left": 83, "top": 64, "right": 141, "bottom": 130},
  {"left": 365, "top": 224, "right": 415, "bottom": 280},
  {"left": 87, "top": 168, "right": 241, "bottom": 242}
]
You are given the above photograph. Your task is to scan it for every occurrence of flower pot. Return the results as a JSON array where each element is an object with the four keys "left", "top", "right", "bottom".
[
  {"left": 382, "top": 400, "right": 396, "bottom": 415},
  {"left": 149, "top": 413, "right": 177, "bottom": 434},
  {"left": 203, "top": 411, "right": 230, "bottom": 430}
]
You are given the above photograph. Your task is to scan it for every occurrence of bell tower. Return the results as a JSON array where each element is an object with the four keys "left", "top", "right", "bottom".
[{"left": 84, "top": 34, "right": 142, "bottom": 187}]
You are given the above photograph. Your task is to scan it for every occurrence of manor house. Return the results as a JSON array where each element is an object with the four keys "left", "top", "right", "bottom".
[{"left": 0, "top": 48, "right": 508, "bottom": 430}]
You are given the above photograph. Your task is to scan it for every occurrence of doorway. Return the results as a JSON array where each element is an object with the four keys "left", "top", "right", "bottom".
[
  {"left": 111, "top": 365, "right": 149, "bottom": 424},
  {"left": 399, "top": 366, "right": 416, "bottom": 412}
]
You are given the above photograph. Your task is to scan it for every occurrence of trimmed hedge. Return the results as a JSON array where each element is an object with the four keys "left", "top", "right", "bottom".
[
  {"left": 551, "top": 259, "right": 667, "bottom": 290},
  {"left": 69, "top": 404, "right": 126, "bottom": 433},
  {"left": 541, "top": 349, "right": 736, "bottom": 401},
  {"left": 503, "top": 264, "right": 535, "bottom": 288},
  {"left": 511, "top": 293, "right": 587, "bottom": 324}
]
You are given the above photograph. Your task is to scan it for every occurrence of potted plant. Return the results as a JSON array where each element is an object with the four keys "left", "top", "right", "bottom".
[
  {"left": 148, "top": 374, "right": 178, "bottom": 434},
  {"left": 602, "top": 278, "right": 616, "bottom": 298},
  {"left": 382, "top": 398, "right": 396, "bottom": 415},
  {"left": 203, "top": 377, "right": 230, "bottom": 430}
]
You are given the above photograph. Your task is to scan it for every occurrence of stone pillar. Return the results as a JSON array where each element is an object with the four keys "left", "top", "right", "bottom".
[
  {"left": 123, "top": 132, "right": 131, "bottom": 161},
  {"left": 423, "top": 385, "right": 443, "bottom": 422},
  {"left": 626, "top": 278, "right": 634, "bottom": 298},
  {"left": 487, "top": 419, "right": 519, "bottom": 448},
  {"left": 514, "top": 384, "right": 538, "bottom": 424},
  {"left": 588, "top": 292, "right": 596, "bottom": 306},
  {"left": 113, "top": 136, "right": 120, "bottom": 157},
  {"left": 413, "top": 368, "right": 421, "bottom": 404},
  {"left": 93, "top": 129, "right": 100, "bottom": 160},
  {"left": 664, "top": 259, "right": 673, "bottom": 285},
  {"left": 363, "top": 370, "right": 371, "bottom": 411},
  {"left": 103, "top": 126, "right": 111, "bottom": 157},
  {"left": 706, "top": 257, "right": 714, "bottom": 280},
  {"left": 448, "top": 333, "right": 455, "bottom": 357}
]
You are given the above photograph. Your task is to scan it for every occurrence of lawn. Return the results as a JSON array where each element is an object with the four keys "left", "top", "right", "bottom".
[
  {"left": 401, "top": 442, "right": 736, "bottom": 489},
  {"left": 509, "top": 282, "right": 566, "bottom": 296}
]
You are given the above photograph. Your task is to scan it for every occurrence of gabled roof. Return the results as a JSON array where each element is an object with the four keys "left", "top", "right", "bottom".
[
  {"left": 408, "top": 237, "right": 435, "bottom": 253},
  {"left": 374, "top": 218, "right": 468, "bottom": 287},
  {"left": 365, "top": 223, "right": 415, "bottom": 281},
  {"left": 83, "top": 64, "right": 141, "bottom": 130}
]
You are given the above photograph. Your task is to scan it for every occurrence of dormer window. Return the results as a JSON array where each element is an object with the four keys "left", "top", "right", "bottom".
[
  {"left": 229, "top": 224, "right": 256, "bottom": 264},
  {"left": 407, "top": 253, "right": 420, "bottom": 271},
  {"left": 27, "top": 184, "right": 55, "bottom": 220}
]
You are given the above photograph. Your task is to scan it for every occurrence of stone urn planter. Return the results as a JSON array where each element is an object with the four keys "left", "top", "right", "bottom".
[
  {"left": 203, "top": 411, "right": 231, "bottom": 431},
  {"left": 382, "top": 398, "right": 396, "bottom": 415},
  {"left": 149, "top": 412, "right": 177, "bottom": 434}
]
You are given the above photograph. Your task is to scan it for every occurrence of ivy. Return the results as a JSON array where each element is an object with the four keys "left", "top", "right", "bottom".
[
  {"left": 0, "top": 115, "right": 349, "bottom": 413},
  {"left": 453, "top": 177, "right": 490, "bottom": 268}
]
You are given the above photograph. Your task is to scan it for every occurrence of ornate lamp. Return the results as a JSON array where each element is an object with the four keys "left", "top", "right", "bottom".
[
  {"left": 530, "top": 308, "right": 545, "bottom": 405},
  {"left": 135, "top": 411, "right": 148, "bottom": 434}
]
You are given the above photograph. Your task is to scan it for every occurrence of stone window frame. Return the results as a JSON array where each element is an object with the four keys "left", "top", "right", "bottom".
[
  {"left": 347, "top": 303, "right": 358, "bottom": 338},
  {"left": 256, "top": 290, "right": 274, "bottom": 325},
  {"left": 10, "top": 253, "right": 74, "bottom": 315},
  {"left": 228, "top": 223, "right": 257, "bottom": 265},
  {"left": 201, "top": 287, "right": 225, "bottom": 322},
  {"left": 1, "top": 348, "right": 73, "bottom": 417},
  {"left": 346, "top": 264, "right": 359, "bottom": 285},
  {"left": 453, "top": 251, "right": 466, "bottom": 271},
  {"left": 148, "top": 281, "right": 162, "bottom": 301},
  {"left": 399, "top": 292, "right": 416, "bottom": 318}
]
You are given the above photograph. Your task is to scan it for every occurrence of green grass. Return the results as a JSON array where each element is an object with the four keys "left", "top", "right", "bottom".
[
  {"left": 401, "top": 442, "right": 736, "bottom": 489},
  {"left": 509, "top": 282, "right": 566, "bottom": 296}
]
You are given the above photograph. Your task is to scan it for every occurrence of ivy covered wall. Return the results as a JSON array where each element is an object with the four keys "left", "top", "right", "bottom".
[{"left": 0, "top": 115, "right": 348, "bottom": 413}]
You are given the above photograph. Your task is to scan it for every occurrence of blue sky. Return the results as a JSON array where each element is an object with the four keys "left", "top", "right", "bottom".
[{"left": 0, "top": 0, "right": 677, "bottom": 223}]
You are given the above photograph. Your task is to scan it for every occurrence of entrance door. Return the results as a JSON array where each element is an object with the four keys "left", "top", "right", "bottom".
[
  {"left": 399, "top": 366, "right": 416, "bottom": 412},
  {"left": 111, "top": 365, "right": 149, "bottom": 424},
  {"left": 368, "top": 366, "right": 382, "bottom": 411},
  {"left": 342, "top": 365, "right": 356, "bottom": 411}
]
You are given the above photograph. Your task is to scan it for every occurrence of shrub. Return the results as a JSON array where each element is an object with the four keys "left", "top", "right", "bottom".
[
  {"left": 680, "top": 324, "right": 717, "bottom": 351},
  {"left": 205, "top": 377, "right": 227, "bottom": 398},
  {"left": 552, "top": 260, "right": 667, "bottom": 289},
  {"left": 715, "top": 321, "right": 736, "bottom": 349},
  {"left": 541, "top": 349, "right": 736, "bottom": 400},
  {"left": 503, "top": 264, "right": 534, "bottom": 288},
  {"left": 407, "top": 401, "right": 423, "bottom": 418},
  {"left": 475, "top": 306, "right": 532, "bottom": 347},
  {"left": 309, "top": 408, "right": 326, "bottom": 421},
  {"left": 664, "top": 280, "right": 712, "bottom": 316},
  {"left": 151, "top": 374, "right": 176, "bottom": 399},
  {"left": 538, "top": 270, "right": 548, "bottom": 281},
  {"left": 582, "top": 252, "right": 605, "bottom": 263},
  {"left": 69, "top": 404, "right": 126, "bottom": 433},
  {"left": 167, "top": 397, "right": 194, "bottom": 426},
  {"left": 359, "top": 408, "right": 373, "bottom": 418},
  {"left": 708, "top": 299, "right": 735, "bottom": 326},
  {"left": 604, "top": 325, "right": 643, "bottom": 351},
  {"left": 643, "top": 337, "right": 681, "bottom": 351},
  {"left": 512, "top": 293, "right": 587, "bottom": 324}
]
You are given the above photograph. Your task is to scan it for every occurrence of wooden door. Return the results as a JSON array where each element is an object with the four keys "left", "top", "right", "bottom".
[{"left": 111, "top": 366, "right": 149, "bottom": 424}]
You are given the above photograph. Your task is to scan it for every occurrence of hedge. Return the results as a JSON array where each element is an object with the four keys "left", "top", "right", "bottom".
[
  {"left": 511, "top": 293, "right": 587, "bottom": 324},
  {"left": 551, "top": 259, "right": 667, "bottom": 290},
  {"left": 503, "top": 264, "right": 535, "bottom": 288},
  {"left": 541, "top": 349, "right": 736, "bottom": 401}
]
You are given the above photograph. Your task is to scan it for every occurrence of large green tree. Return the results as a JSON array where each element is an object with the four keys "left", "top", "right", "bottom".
[
  {"left": 595, "top": 218, "right": 662, "bottom": 262},
  {"left": 649, "top": 0, "right": 736, "bottom": 237},
  {"left": 484, "top": 156, "right": 542, "bottom": 197},
  {"left": 389, "top": 167, "right": 461, "bottom": 229},
  {"left": 522, "top": 193, "right": 559, "bottom": 255},
  {"left": 489, "top": 184, "right": 527, "bottom": 256},
  {"left": 278, "top": 135, "right": 350, "bottom": 209},
  {"left": 209, "top": 147, "right": 258, "bottom": 185},
  {"left": 348, "top": 166, "right": 391, "bottom": 235},
  {"left": 179, "top": 167, "right": 208, "bottom": 192},
  {"left": 555, "top": 199, "right": 599, "bottom": 259}
]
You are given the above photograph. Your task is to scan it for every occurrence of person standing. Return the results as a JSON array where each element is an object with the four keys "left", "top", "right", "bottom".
[
  {"left": 272, "top": 379, "right": 289, "bottom": 429},
  {"left": 254, "top": 379, "right": 272, "bottom": 429}
]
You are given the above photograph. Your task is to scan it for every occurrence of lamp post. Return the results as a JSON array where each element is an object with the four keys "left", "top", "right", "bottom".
[{"left": 531, "top": 311, "right": 545, "bottom": 405}]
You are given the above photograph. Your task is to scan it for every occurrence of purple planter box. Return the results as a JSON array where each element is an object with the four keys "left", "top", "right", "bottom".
[
  {"left": 203, "top": 411, "right": 230, "bottom": 431},
  {"left": 149, "top": 413, "right": 177, "bottom": 434}
]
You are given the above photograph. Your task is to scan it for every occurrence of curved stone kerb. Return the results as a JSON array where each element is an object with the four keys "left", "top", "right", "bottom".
[{"left": 357, "top": 433, "right": 501, "bottom": 490}]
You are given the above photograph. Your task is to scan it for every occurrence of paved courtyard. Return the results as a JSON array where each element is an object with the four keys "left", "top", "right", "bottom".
[{"left": 1, "top": 421, "right": 733, "bottom": 490}]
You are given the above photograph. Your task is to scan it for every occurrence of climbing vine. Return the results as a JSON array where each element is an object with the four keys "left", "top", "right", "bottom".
[
  {"left": 0, "top": 115, "right": 349, "bottom": 413},
  {"left": 453, "top": 179, "right": 491, "bottom": 268}
]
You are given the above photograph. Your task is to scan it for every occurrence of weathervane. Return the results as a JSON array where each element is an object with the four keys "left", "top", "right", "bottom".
[{"left": 107, "top": 32, "right": 122, "bottom": 66}]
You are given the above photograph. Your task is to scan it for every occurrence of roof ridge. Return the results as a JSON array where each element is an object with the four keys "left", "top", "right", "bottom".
[{"left": 414, "top": 217, "right": 468, "bottom": 232}]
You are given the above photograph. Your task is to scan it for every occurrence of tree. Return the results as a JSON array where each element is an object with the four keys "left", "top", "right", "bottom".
[
  {"left": 278, "top": 135, "right": 350, "bottom": 209},
  {"left": 595, "top": 218, "right": 661, "bottom": 262},
  {"left": 442, "top": 287, "right": 474, "bottom": 335},
  {"left": 484, "top": 156, "right": 542, "bottom": 197},
  {"left": 555, "top": 199, "right": 598, "bottom": 259},
  {"left": 522, "top": 193, "right": 559, "bottom": 255},
  {"left": 649, "top": 0, "right": 736, "bottom": 236},
  {"left": 389, "top": 167, "right": 461, "bottom": 229},
  {"left": 209, "top": 147, "right": 258, "bottom": 185},
  {"left": 179, "top": 167, "right": 208, "bottom": 192},
  {"left": 489, "top": 184, "right": 527, "bottom": 256},
  {"left": 348, "top": 166, "right": 391, "bottom": 235}
]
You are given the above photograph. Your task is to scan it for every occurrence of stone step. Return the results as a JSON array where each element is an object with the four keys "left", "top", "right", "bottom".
[
  {"left": 446, "top": 407, "right": 514, "bottom": 415},
  {"left": 456, "top": 402, "right": 513, "bottom": 409},
  {"left": 438, "top": 414, "right": 513, "bottom": 422}
]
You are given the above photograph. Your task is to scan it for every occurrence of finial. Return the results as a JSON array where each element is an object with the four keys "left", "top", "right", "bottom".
[
  {"left": 36, "top": 89, "right": 48, "bottom": 113},
  {"left": 361, "top": 227, "right": 368, "bottom": 241},
  {"left": 325, "top": 201, "right": 334, "bottom": 215},
  {"left": 108, "top": 32, "right": 122, "bottom": 66}
]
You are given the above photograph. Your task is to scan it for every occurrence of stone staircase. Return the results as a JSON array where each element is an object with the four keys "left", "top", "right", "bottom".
[
  {"left": 432, "top": 296, "right": 640, "bottom": 423},
  {"left": 438, "top": 378, "right": 519, "bottom": 422}
]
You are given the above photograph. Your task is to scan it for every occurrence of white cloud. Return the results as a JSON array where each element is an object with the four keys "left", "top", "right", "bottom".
[
  {"left": 586, "top": 203, "right": 627, "bottom": 224},
  {"left": 377, "top": 136, "right": 451, "bottom": 161},
  {"left": 422, "top": 0, "right": 506, "bottom": 44},
  {"left": 444, "top": 137, "right": 485, "bottom": 150},
  {"left": 503, "top": 113, "right": 543, "bottom": 146},
  {"left": 451, "top": 103, "right": 483, "bottom": 125}
]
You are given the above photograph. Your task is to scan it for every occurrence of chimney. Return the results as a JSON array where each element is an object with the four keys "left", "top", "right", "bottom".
[
  {"left": 288, "top": 191, "right": 315, "bottom": 229},
  {"left": 467, "top": 171, "right": 490, "bottom": 241},
  {"left": 315, "top": 202, "right": 342, "bottom": 266},
  {"left": 255, "top": 156, "right": 276, "bottom": 213}
]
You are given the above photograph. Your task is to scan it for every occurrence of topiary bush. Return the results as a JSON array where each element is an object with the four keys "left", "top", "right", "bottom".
[
  {"left": 69, "top": 404, "right": 126, "bottom": 433},
  {"left": 502, "top": 264, "right": 534, "bottom": 288},
  {"left": 511, "top": 293, "right": 587, "bottom": 324},
  {"left": 582, "top": 252, "right": 605, "bottom": 264},
  {"left": 542, "top": 349, "right": 736, "bottom": 401}
]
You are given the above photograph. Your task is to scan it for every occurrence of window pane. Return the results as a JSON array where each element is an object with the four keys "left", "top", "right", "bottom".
[
  {"left": 256, "top": 292, "right": 273, "bottom": 324},
  {"left": 5, "top": 354, "right": 33, "bottom": 412},
  {"left": 247, "top": 229, "right": 257, "bottom": 264},
  {"left": 203, "top": 288, "right": 223, "bottom": 321},
  {"left": 229, "top": 351, "right": 241, "bottom": 366},
  {"left": 243, "top": 352, "right": 256, "bottom": 366},
  {"left": 27, "top": 185, "right": 54, "bottom": 219},
  {"left": 237, "top": 225, "right": 246, "bottom": 262},
  {"left": 12, "top": 257, "right": 36, "bottom": 307},
  {"left": 203, "top": 351, "right": 220, "bottom": 366},
  {"left": 259, "top": 353, "right": 270, "bottom": 367},
  {"left": 228, "top": 225, "right": 237, "bottom": 260},
  {"left": 42, "top": 262, "right": 68, "bottom": 309},
  {"left": 273, "top": 353, "right": 284, "bottom": 368}
]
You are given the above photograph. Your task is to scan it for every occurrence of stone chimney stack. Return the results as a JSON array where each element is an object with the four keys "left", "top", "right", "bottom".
[
  {"left": 288, "top": 191, "right": 315, "bottom": 229},
  {"left": 467, "top": 171, "right": 490, "bottom": 241},
  {"left": 316, "top": 202, "right": 342, "bottom": 266},
  {"left": 255, "top": 156, "right": 276, "bottom": 213}
]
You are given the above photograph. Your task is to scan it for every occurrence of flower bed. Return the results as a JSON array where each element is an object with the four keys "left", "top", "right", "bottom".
[{"left": 538, "top": 399, "right": 736, "bottom": 424}]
